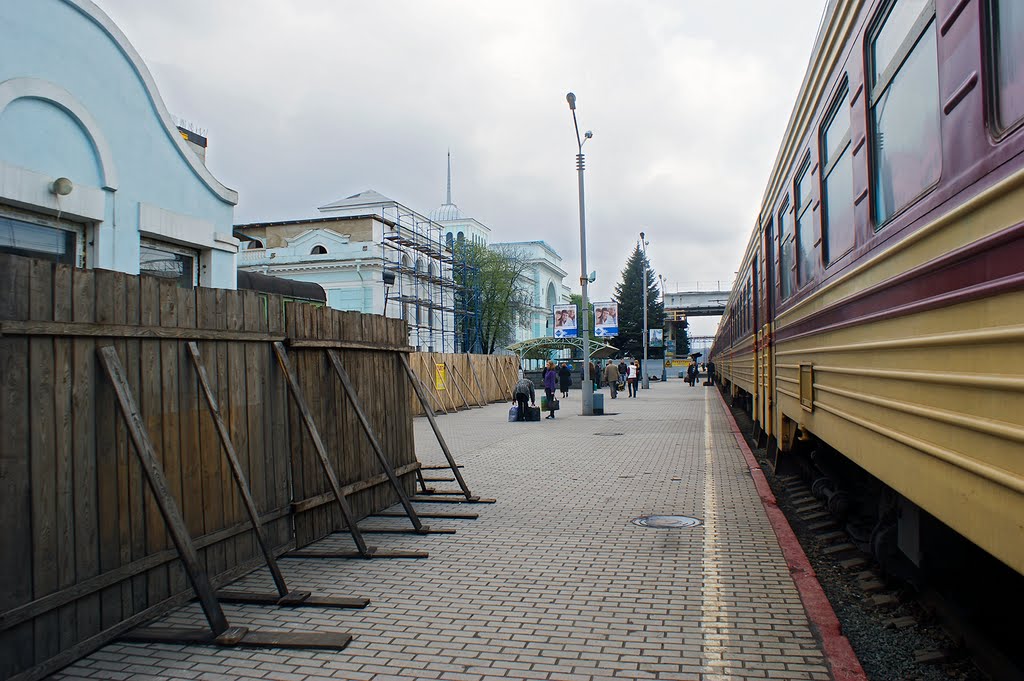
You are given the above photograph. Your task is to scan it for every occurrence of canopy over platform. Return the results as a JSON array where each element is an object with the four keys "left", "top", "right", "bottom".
[{"left": 506, "top": 336, "right": 619, "bottom": 361}]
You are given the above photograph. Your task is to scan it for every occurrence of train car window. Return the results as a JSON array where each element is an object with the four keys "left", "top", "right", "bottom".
[
  {"left": 990, "top": 0, "right": 1024, "bottom": 132},
  {"left": 869, "top": 0, "right": 940, "bottom": 227},
  {"left": 820, "top": 82, "right": 855, "bottom": 264},
  {"left": 794, "top": 158, "right": 815, "bottom": 287},
  {"left": 778, "top": 199, "right": 794, "bottom": 300}
]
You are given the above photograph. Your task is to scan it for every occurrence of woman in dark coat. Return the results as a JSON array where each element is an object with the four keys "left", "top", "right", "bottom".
[
  {"left": 557, "top": 362, "right": 571, "bottom": 397},
  {"left": 543, "top": 361, "right": 558, "bottom": 419}
]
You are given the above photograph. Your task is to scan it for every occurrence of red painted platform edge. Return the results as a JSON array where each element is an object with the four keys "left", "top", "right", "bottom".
[{"left": 715, "top": 390, "right": 867, "bottom": 681}]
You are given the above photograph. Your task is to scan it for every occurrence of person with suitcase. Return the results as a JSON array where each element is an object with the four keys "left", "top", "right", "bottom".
[
  {"left": 543, "top": 361, "right": 559, "bottom": 419},
  {"left": 513, "top": 374, "right": 535, "bottom": 422}
]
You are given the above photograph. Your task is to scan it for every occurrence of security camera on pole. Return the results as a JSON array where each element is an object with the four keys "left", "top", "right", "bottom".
[
  {"left": 566, "top": 92, "right": 594, "bottom": 416},
  {"left": 640, "top": 232, "right": 650, "bottom": 390}
]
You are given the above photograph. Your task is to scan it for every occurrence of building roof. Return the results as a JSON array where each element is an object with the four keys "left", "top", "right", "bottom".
[
  {"left": 429, "top": 202, "right": 466, "bottom": 222},
  {"left": 318, "top": 189, "right": 397, "bottom": 211}
]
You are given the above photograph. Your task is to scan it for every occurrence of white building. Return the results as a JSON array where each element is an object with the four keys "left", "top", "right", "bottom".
[
  {"left": 236, "top": 156, "right": 571, "bottom": 354},
  {"left": 236, "top": 190, "right": 455, "bottom": 351}
]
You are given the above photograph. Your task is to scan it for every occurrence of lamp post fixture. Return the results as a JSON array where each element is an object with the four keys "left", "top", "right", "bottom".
[
  {"left": 640, "top": 232, "right": 650, "bottom": 390},
  {"left": 567, "top": 92, "right": 594, "bottom": 416},
  {"left": 658, "top": 274, "right": 667, "bottom": 382}
]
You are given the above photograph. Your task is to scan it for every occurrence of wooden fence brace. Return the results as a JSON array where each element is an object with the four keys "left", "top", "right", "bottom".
[
  {"left": 414, "top": 469, "right": 431, "bottom": 495},
  {"left": 444, "top": 361, "right": 473, "bottom": 410},
  {"left": 97, "top": 345, "right": 228, "bottom": 636},
  {"left": 487, "top": 356, "right": 512, "bottom": 400},
  {"left": 272, "top": 342, "right": 426, "bottom": 560},
  {"left": 399, "top": 353, "right": 479, "bottom": 501},
  {"left": 98, "top": 346, "right": 353, "bottom": 649},
  {"left": 272, "top": 342, "right": 369, "bottom": 557},
  {"left": 186, "top": 342, "right": 368, "bottom": 609},
  {"left": 416, "top": 354, "right": 447, "bottom": 415},
  {"left": 466, "top": 355, "right": 489, "bottom": 407},
  {"left": 325, "top": 349, "right": 428, "bottom": 534}
]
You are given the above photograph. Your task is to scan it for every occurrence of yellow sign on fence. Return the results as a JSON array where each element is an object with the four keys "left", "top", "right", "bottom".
[{"left": 434, "top": 363, "right": 447, "bottom": 390}]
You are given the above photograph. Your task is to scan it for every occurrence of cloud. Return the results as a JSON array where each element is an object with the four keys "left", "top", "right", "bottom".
[{"left": 95, "top": 0, "right": 825, "bottom": 308}]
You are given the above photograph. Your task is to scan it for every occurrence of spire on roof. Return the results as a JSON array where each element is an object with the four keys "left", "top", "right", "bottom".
[
  {"left": 430, "top": 150, "right": 465, "bottom": 222},
  {"left": 446, "top": 150, "right": 452, "bottom": 205}
]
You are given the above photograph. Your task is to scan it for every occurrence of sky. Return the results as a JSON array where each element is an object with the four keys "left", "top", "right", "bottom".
[{"left": 94, "top": 0, "right": 827, "bottom": 337}]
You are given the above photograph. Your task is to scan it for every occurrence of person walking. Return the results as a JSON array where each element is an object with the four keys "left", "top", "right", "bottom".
[
  {"left": 589, "top": 360, "right": 598, "bottom": 391},
  {"left": 627, "top": 360, "right": 639, "bottom": 398},
  {"left": 512, "top": 374, "right": 535, "bottom": 421},
  {"left": 558, "top": 362, "right": 572, "bottom": 398},
  {"left": 603, "top": 359, "right": 620, "bottom": 399},
  {"left": 618, "top": 358, "right": 628, "bottom": 387},
  {"left": 543, "top": 361, "right": 558, "bottom": 419}
]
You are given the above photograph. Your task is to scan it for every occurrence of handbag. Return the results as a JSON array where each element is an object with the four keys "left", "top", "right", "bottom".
[{"left": 550, "top": 398, "right": 560, "bottom": 411}]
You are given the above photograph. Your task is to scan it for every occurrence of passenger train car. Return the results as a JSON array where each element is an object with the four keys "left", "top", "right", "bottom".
[{"left": 711, "top": 0, "right": 1024, "bottom": 579}]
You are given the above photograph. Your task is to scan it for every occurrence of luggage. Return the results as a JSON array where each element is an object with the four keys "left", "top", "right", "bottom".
[
  {"left": 508, "top": 405, "right": 519, "bottom": 422},
  {"left": 525, "top": 406, "right": 541, "bottom": 421},
  {"left": 541, "top": 396, "right": 560, "bottom": 411}
]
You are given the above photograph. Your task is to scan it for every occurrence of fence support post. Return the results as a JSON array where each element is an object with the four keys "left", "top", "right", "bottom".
[
  {"left": 325, "top": 349, "right": 426, "bottom": 533},
  {"left": 399, "top": 353, "right": 476, "bottom": 500},
  {"left": 186, "top": 342, "right": 368, "bottom": 608}
]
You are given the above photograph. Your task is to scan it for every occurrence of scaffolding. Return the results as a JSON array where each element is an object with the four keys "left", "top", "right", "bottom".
[{"left": 326, "top": 201, "right": 477, "bottom": 354}]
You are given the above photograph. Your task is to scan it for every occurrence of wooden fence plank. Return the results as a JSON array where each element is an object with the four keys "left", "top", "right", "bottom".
[
  {"left": 139, "top": 275, "right": 168, "bottom": 611},
  {"left": 52, "top": 264, "right": 77, "bottom": 650},
  {"left": 123, "top": 274, "right": 147, "bottom": 616},
  {"left": 0, "top": 255, "right": 35, "bottom": 676},
  {"left": 70, "top": 267, "right": 100, "bottom": 646},
  {"left": 29, "top": 259, "right": 59, "bottom": 665},
  {"left": 176, "top": 287, "right": 204, "bottom": 546},
  {"left": 196, "top": 288, "right": 225, "bottom": 579},
  {"left": 158, "top": 281, "right": 186, "bottom": 596},
  {"left": 92, "top": 269, "right": 122, "bottom": 630}
]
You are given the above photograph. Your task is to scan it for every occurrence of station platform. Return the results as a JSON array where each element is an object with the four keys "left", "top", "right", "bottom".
[{"left": 53, "top": 380, "right": 862, "bottom": 681}]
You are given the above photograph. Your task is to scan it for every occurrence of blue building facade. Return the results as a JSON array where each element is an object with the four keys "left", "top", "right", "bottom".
[{"left": 0, "top": 0, "right": 239, "bottom": 287}]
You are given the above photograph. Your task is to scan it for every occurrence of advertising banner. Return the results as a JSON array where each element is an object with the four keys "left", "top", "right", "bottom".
[
  {"left": 593, "top": 302, "right": 618, "bottom": 338},
  {"left": 649, "top": 328, "right": 663, "bottom": 347},
  {"left": 435, "top": 363, "right": 447, "bottom": 391},
  {"left": 552, "top": 304, "right": 578, "bottom": 338}
]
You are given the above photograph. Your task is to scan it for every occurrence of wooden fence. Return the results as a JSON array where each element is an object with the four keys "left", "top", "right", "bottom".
[
  {"left": 0, "top": 255, "right": 429, "bottom": 680},
  {"left": 407, "top": 352, "right": 519, "bottom": 416}
]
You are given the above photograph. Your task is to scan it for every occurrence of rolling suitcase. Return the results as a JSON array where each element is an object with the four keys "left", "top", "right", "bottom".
[{"left": 526, "top": 406, "right": 541, "bottom": 421}]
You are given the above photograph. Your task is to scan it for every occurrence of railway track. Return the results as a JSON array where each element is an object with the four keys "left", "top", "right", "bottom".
[{"left": 725, "top": 391, "right": 1023, "bottom": 681}]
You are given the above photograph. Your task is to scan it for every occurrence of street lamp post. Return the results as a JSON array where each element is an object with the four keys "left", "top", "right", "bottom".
[
  {"left": 567, "top": 92, "right": 594, "bottom": 416},
  {"left": 659, "top": 274, "right": 667, "bottom": 382},
  {"left": 640, "top": 232, "right": 650, "bottom": 390}
]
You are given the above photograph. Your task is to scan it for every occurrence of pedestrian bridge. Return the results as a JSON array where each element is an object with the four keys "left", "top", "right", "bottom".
[{"left": 664, "top": 289, "right": 730, "bottom": 317}]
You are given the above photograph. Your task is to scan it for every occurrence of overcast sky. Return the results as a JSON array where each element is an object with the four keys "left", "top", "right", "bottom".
[{"left": 95, "top": 0, "right": 826, "bottom": 337}]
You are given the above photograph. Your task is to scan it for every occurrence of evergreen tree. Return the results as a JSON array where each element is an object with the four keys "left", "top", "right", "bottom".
[{"left": 612, "top": 244, "right": 665, "bottom": 358}]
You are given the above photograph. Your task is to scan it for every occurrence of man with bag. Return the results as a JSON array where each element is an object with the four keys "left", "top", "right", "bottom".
[{"left": 512, "top": 374, "right": 535, "bottom": 422}]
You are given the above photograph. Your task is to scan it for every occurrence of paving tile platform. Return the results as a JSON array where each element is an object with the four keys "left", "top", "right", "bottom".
[{"left": 52, "top": 381, "right": 836, "bottom": 681}]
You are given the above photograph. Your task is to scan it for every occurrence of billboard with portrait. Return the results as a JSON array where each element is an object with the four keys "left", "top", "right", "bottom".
[
  {"left": 552, "top": 304, "right": 578, "bottom": 338},
  {"left": 649, "top": 328, "right": 664, "bottom": 347},
  {"left": 593, "top": 302, "right": 618, "bottom": 338}
]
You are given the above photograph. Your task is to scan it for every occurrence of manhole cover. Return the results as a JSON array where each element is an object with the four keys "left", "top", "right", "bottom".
[
  {"left": 631, "top": 515, "right": 703, "bottom": 529},
  {"left": 595, "top": 432, "right": 624, "bottom": 436}
]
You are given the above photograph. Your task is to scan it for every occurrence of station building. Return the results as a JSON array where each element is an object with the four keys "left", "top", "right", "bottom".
[
  {"left": 0, "top": 0, "right": 240, "bottom": 288},
  {"left": 237, "top": 160, "right": 570, "bottom": 353},
  {"left": 236, "top": 190, "right": 456, "bottom": 352}
]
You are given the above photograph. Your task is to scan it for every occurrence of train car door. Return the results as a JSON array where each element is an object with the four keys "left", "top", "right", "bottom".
[{"left": 758, "top": 219, "right": 775, "bottom": 446}]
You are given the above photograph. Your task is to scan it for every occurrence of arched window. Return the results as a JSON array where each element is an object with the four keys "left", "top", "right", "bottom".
[
  {"left": 246, "top": 239, "right": 264, "bottom": 249},
  {"left": 446, "top": 232, "right": 454, "bottom": 248},
  {"left": 457, "top": 231, "right": 464, "bottom": 244},
  {"left": 311, "top": 245, "right": 327, "bottom": 255}
]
